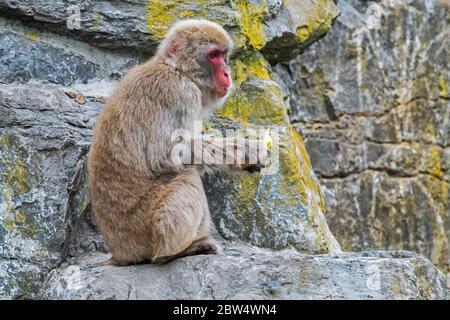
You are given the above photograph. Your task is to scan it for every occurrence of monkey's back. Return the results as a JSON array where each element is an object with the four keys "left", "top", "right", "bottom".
[{"left": 88, "top": 60, "right": 207, "bottom": 264}]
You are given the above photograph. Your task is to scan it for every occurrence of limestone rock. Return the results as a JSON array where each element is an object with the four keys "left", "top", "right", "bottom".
[
  {"left": 0, "top": 16, "right": 141, "bottom": 88},
  {"left": 1, "top": 0, "right": 447, "bottom": 300},
  {"left": 0, "top": 31, "right": 98, "bottom": 86},
  {"left": 42, "top": 243, "right": 450, "bottom": 300},
  {"left": 0, "top": 83, "right": 100, "bottom": 298},
  {"left": 0, "top": 0, "right": 338, "bottom": 62},
  {"left": 275, "top": 0, "right": 450, "bottom": 277},
  {"left": 205, "top": 75, "right": 340, "bottom": 254},
  {"left": 0, "top": 0, "right": 341, "bottom": 298}
]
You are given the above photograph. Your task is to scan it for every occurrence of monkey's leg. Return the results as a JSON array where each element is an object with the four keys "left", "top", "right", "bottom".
[
  {"left": 150, "top": 168, "right": 214, "bottom": 262},
  {"left": 103, "top": 168, "right": 215, "bottom": 266}
]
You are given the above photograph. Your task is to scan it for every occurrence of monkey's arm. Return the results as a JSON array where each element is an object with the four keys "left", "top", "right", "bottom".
[{"left": 190, "top": 136, "right": 268, "bottom": 172}]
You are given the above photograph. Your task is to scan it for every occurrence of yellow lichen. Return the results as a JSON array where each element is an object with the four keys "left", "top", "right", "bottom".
[
  {"left": 81, "top": 200, "right": 90, "bottom": 213},
  {"left": 233, "top": 53, "right": 270, "bottom": 86},
  {"left": 410, "top": 259, "right": 433, "bottom": 299},
  {"left": 4, "top": 218, "right": 14, "bottom": 232},
  {"left": 15, "top": 211, "right": 37, "bottom": 238},
  {"left": 91, "top": 11, "right": 102, "bottom": 28},
  {"left": 439, "top": 74, "right": 448, "bottom": 97},
  {"left": 15, "top": 211, "right": 27, "bottom": 223},
  {"left": 25, "top": 31, "right": 39, "bottom": 42},
  {"left": 235, "top": 174, "right": 259, "bottom": 216},
  {"left": 0, "top": 135, "right": 33, "bottom": 239},
  {"left": 296, "top": 26, "right": 310, "bottom": 43},
  {"left": 293, "top": 0, "right": 337, "bottom": 45},
  {"left": 179, "top": 9, "right": 194, "bottom": 18},
  {"left": 424, "top": 147, "right": 442, "bottom": 178},
  {"left": 424, "top": 122, "right": 436, "bottom": 138},
  {"left": 216, "top": 81, "right": 286, "bottom": 125},
  {"left": 147, "top": 0, "right": 224, "bottom": 40},
  {"left": 291, "top": 128, "right": 324, "bottom": 207},
  {"left": 214, "top": 54, "right": 278, "bottom": 124},
  {"left": 147, "top": 0, "right": 180, "bottom": 39},
  {"left": 278, "top": 127, "right": 327, "bottom": 216},
  {"left": 232, "top": 0, "right": 267, "bottom": 50},
  {"left": 390, "top": 274, "right": 403, "bottom": 297},
  {"left": 424, "top": 176, "right": 448, "bottom": 207}
]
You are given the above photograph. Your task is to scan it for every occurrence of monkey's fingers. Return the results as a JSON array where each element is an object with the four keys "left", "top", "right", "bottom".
[{"left": 242, "top": 163, "right": 265, "bottom": 173}]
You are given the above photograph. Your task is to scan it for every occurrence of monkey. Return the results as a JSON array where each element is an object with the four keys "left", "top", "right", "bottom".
[{"left": 88, "top": 19, "right": 267, "bottom": 266}]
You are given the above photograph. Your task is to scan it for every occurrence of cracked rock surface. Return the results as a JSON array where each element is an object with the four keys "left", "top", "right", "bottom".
[
  {"left": 1, "top": 0, "right": 449, "bottom": 299},
  {"left": 275, "top": 0, "right": 450, "bottom": 280},
  {"left": 42, "top": 243, "right": 449, "bottom": 300}
]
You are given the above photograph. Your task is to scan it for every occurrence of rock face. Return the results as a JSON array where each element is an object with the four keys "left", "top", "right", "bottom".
[
  {"left": 204, "top": 68, "right": 340, "bottom": 254},
  {"left": 42, "top": 243, "right": 449, "bottom": 300},
  {"left": 0, "top": 0, "right": 448, "bottom": 300},
  {"left": 0, "top": 0, "right": 338, "bottom": 63},
  {"left": 0, "top": 0, "right": 344, "bottom": 299},
  {"left": 0, "top": 84, "right": 100, "bottom": 298},
  {"left": 275, "top": 0, "right": 450, "bottom": 278}
]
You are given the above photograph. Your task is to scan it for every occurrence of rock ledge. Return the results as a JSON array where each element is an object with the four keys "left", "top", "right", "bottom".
[{"left": 43, "top": 243, "right": 449, "bottom": 300}]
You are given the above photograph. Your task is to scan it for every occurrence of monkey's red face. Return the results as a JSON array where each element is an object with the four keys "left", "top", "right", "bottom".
[{"left": 206, "top": 48, "right": 231, "bottom": 98}]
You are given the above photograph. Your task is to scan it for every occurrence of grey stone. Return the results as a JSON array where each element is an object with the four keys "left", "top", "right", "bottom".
[
  {"left": 275, "top": 0, "right": 450, "bottom": 276},
  {"left": 42, "top": 243, "right": 450, "bottom": 300},
  {"left": 322, "top": 172, "right": 449, "bottom": 277},
  {"left": 305, "top": 138, "right": 367, "bottom": 177},
  {"left": 0, "top": 31, "right": 99, "bottom": 86},
  {"left": 0, "top": 83, "right": 100, "bottom": 298},
  {"left": 203, "top": 79, "right": 341, "bottom": 255},
  {"left": 0, "top": 16, "right": 142, "bottom": 88},
  {"left": 0, "top": 0, "right": 339, "bottom": 63},
  {"left": 0, "top": 0, "right": 154, "bottom": 52},
  {"left": 1, "top": 0, "right": 447, "bottom": 300}
]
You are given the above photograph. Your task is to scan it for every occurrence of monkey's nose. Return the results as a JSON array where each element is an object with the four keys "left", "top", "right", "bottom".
[{"left": 224, "top": 71, "right": 229, "bottom": 78}]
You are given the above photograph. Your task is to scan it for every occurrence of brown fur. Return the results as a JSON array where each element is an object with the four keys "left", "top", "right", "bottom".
[{"left": 88, "top": 19, "right": 265, "bottom": 266}]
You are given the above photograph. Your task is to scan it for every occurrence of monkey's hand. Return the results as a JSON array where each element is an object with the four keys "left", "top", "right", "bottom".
[
  {"left": 241, "top": 163, "right": 265, "bottom": 173},
  {"left": 197, "top": 136, "right": 269, "bottom": 173},
  {"left": 238, "top": 139, "right": 269, "bottom": 173}
]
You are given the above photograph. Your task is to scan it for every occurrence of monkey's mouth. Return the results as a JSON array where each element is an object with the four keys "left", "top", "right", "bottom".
[{"left": 215, "top": 87, "right": 229, "bottom": 97}]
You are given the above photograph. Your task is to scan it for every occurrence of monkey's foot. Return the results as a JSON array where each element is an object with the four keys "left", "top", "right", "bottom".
[
  {"left": 153, "top": 237, "right": 220, "bottom": 264},
  {"left": 184, "top": 237, "right": 219, "bottom": 256}
]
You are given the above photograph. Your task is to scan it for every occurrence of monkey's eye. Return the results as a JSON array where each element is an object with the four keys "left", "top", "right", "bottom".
[{"left": 207, "top": 50, "right": 222, "bottom": 60}]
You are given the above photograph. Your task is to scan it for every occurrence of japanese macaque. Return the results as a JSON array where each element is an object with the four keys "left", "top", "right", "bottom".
[{"left": 88, "top": 19, "right": 267, "bottom": 266}]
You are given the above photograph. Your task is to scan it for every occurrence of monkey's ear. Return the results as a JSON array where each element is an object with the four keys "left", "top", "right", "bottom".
[{"left": 168, "top": 41, "right": 177, "bottom": 58}]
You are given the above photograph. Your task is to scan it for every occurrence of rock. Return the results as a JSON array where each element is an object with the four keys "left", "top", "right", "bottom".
[
  {"left": 0, "top": 83, "right": 100, "bottom": 298},
  {"left": 0, "top": 1, "right": 342, "bottom": 298},
  {"left": 0, "top": 0, "right": 154, "bottom": 52},
  {"left": 205, "top": 75, "right": 340, "bottom": 254},
  {"left": 275, "top": 0, "right": 450, "bottom": 277},
  {"left": 262, "top": 0, "right": 339, "bottom": 63},
  {"left": 0, "top": 31, "right": 99, "bottom": 86},
  {"left": 0, "top": 0, "right": 338, "bottom": 62},
  {"left": 323, "top": 172, "right": 449, "bottom": 274},
  {"left": 0, "top": 16, "right": 142, "bottom": 88},
  {"left": 1, "top": 0, "right": 447, "bottom": 300},
  {"left": 42, "top": 243, "right": 450, "bottom": 300}
]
